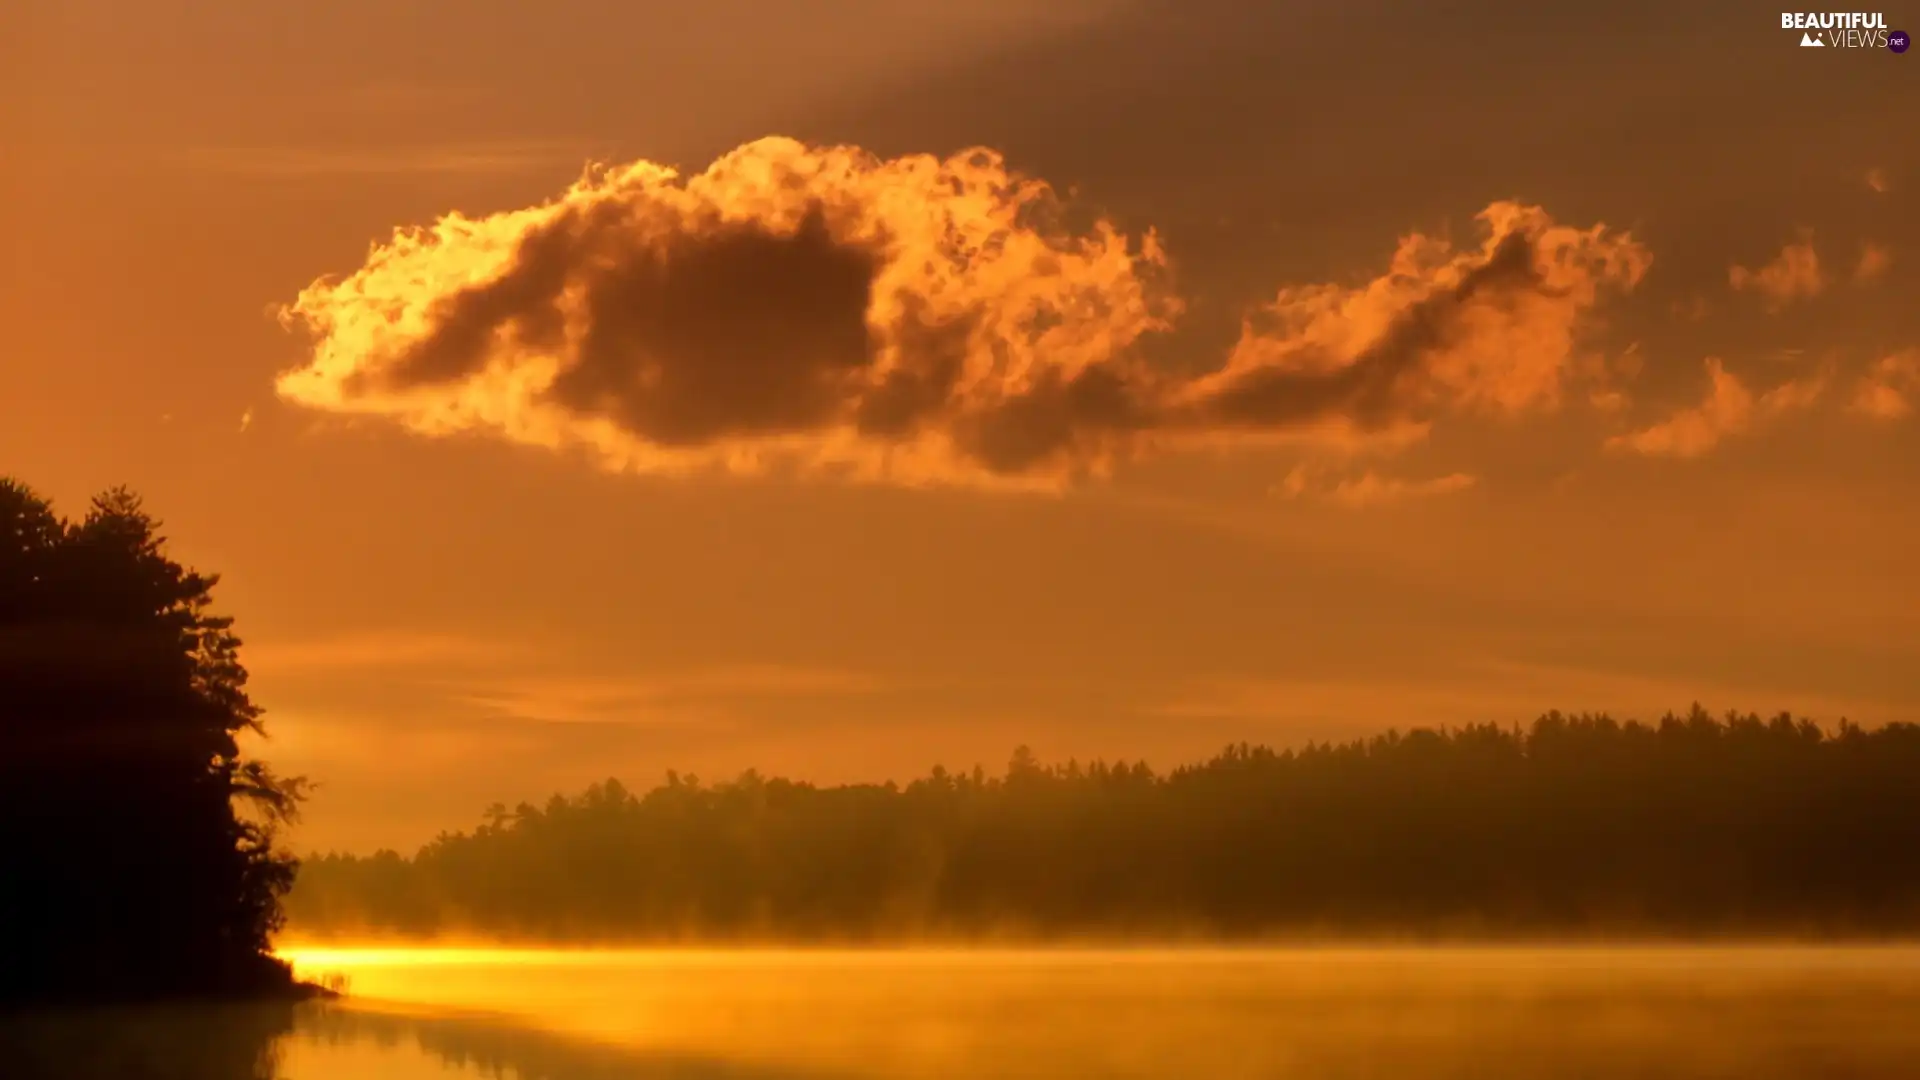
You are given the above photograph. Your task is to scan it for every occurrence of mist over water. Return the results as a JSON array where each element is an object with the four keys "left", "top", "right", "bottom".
[{"left": 253, "top": 946, "right": 1920, "bottom": 1079}]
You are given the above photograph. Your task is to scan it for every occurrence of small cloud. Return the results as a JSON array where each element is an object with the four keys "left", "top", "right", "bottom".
[
  {"left": 1729, "top": 233, "right": 1824, "bottom": 310},
  {"left": 1605, "top": 357, "right": 1825, "bottom": 459},
  {"left": 246, "top": 630, "right": 530, "bottom": 675},
  {"left": 1866, "top": 167, "right": 1892, "bottom": 194},
  {"left": 455, "top": 665, "right": 891, "bottom": 725},
  {"left": 238, "top": 407, "right": 254, "bottom": 433},
  {"left": 1855, "top": 243, "right": 1893, "bottom": 284},
  {"left": 1850, "top": 349, "right": 1920, "bottom": 421},
  {"left": 1755, "top": 366, "right": 1829, "bottom": 416},
  {"left": 1274, "top": 463, "right": 1477, "bottom": 507}
]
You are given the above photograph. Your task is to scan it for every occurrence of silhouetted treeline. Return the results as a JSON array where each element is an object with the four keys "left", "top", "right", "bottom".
[
  {"left": 0, "top": 479, "right": 308, "bottom": 1005},
  {"left": 289, "top": 709, "right": 1920, "bottom": 941}
]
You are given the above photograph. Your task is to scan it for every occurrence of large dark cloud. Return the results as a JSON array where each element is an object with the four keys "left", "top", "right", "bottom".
[{"left": 278, "top": 139, "right": 1650, "bottom": 486}]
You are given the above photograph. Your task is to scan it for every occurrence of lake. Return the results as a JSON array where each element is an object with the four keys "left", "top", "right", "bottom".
[{"left": 12, "top": 947, "right": 1920, "bottom": 1079}]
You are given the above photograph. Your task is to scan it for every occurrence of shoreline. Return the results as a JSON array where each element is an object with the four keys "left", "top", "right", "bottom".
[
  {"left": 272, "top": 928, "right": 1920, "bottom": 953},
  {"left": 0, "top": 979, "right": 339, "bottom": 1017},
  {"left": 274, "top": 938, "right": 1920, "bottom": 960}
]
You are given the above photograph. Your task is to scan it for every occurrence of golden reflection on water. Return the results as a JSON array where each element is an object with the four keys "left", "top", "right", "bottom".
[{"left": 263, "top": 945, "right": 1920, "bottom": 1080}]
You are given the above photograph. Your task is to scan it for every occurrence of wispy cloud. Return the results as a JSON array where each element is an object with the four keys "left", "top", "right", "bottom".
[
  {"left": 1855, "top": 243, "right": 1893, "bottom": 284},
  {"left": 1866, "top": 167, "right": 1892, "bottom": 194},
  {"left": 246, "top": 630, "right": 530, "bottom": 674},
  {"left": 1729, "top": 234, "right": 1824, "bottom": 310},
  {"left": 248, "top": 630, "right": 894, "bottom": 728},
  {"left": 453, "top": 665, "right": 893, "bottom": 726},
  {"left": 1605, "top": 357, "right": 1826, "bottom": 459},
  {"left": 1275, "top": 464, "right": 1477, "bottom": 508},
  {"left": 1850, "top": 349, "right": 1920, "bottom": 421}
]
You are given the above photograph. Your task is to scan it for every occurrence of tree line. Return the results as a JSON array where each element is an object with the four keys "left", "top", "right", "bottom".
[
  {"left": 289, "top": 709, "right": 1920, "bottom": 941},
  {"left": 0, "top": 479, "right": 307, "bottom": 1005}
]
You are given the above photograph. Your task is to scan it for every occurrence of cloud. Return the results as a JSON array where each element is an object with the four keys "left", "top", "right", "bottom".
[
  {"left": 246, "top": 631, "right": 529, "bottom": 675},
  {"left": 1605, "top": 357, "right": 1826, "bottom": 459},
  {"left": 1729, "top": 234, "right": 1824, "bottom": 310},
  {"left": 1275, "top": 464, "right": 1477, "bottom": 508},
  {"left": 1851, "top": 349, "right": 1920, "bottom": 420},
  {"left": 276, "top": 138, "right": 1649, "bottom": 489},
  {"left": 452, "top": 665, "right": 891, "bottom": 726},
  {"left": 1866, "top": 167, "right": 1892, "bottom": 194},
  {"left": 238, "top": 407, "right": 254, "bottom": 433},
  {"left": 1855, "top": 243, "right": 1893, "bottom": 284},
  {"left": 278, "top": 137, "right": 1179, "bottom": 489},
  {"left": 1169, "top": 201, "right": 1650, "bottom": 451}
]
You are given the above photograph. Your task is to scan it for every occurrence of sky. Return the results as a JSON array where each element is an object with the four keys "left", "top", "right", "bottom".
[{"left": 5, "top": 0, "right": 1917, "bottom": 853}]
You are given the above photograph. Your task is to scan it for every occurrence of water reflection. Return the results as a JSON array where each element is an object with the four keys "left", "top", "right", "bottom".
[
  {"left": 0, "top": 998, "right": 838, "bottom": 1080},
  {"left": 9, "top": 950, "right": 1920, "bottom": 1080},
  {"left": 277, "top": 947, "right": 1920, "bottom": 1080},
  {"left": 0, "top": 1001, "right": 295, "bottom": 1080},
  {"left": 297, "top": 1003, "right": 841, "bottom": 1080}
]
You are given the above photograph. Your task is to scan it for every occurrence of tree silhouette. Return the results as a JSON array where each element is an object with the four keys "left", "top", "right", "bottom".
[
  {"left": 290, "top": 712, "right": 1920, "bottom": 942},
  {"left": 0, "top": 479, "right": 308, "bottom": 1005}
]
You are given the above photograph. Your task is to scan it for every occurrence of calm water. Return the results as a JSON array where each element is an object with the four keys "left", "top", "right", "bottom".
[{"left": 12, "top": 947, "right": 1920, "bottom": 1079}]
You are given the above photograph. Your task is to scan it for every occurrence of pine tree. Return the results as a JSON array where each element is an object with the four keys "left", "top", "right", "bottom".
[{"left": 0, "top": 479, "right": 307, "bottom": 1004}]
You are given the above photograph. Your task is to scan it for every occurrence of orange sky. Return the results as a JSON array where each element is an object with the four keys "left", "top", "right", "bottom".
[{"left": 6, "top": 0, "right": 1916, "bottom": 853}]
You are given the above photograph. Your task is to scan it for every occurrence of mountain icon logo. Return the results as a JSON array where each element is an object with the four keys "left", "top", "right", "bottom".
[{"left": 1800, "top": 31, "right": 1825, "bottom": 46}]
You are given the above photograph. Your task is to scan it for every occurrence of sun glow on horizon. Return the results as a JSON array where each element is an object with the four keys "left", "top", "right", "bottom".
[{"left": 279, "top": 945, "right": 639, "bottom": 971}]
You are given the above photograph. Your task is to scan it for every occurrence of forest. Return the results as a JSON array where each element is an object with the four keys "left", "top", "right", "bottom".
[
  {"left": 289, "top": 709, "right": 1920, "bottom": 941},
  {"left": 8, "top": 471, "right": 1918, "bottom": 968},
  {"left": 0, "top": 479, "right": 308, "bottom": 1005}
]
